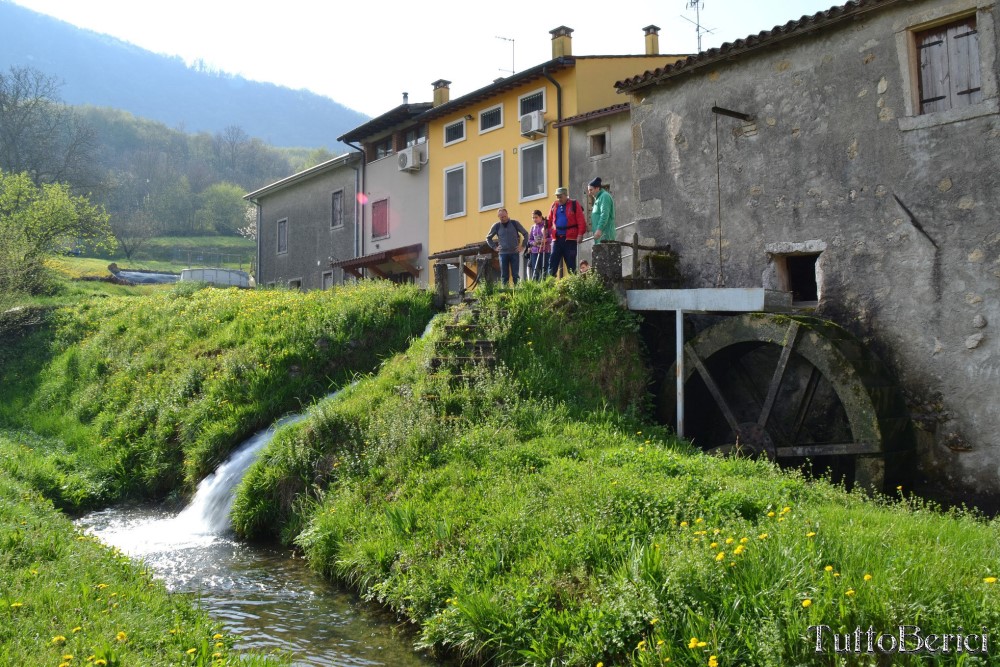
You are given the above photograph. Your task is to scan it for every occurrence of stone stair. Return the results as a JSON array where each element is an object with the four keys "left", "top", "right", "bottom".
[{"left": 427, "top": 302, "right": 503, "bottom": 384}]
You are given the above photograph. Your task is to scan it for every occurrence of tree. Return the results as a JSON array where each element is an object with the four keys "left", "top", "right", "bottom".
[
  {"left": 104, "top": 170, "right": 161, "bottom": 260},
  {"left": 0, "top": 66, "right": 99, "bottom": 188},
  {"left": 194, "top": 182, "right": 246, "bottom": 235},
  {"left": 0, "top": 169, "right": 115, "bottom": 295}
]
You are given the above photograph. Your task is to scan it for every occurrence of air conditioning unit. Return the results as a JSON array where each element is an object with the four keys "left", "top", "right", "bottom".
[
  {"left": 397, "top": 145, "right": 421, "bottom": 172},
  {"left": 519, "top": 110, "right": 546, "bottom": 137}
]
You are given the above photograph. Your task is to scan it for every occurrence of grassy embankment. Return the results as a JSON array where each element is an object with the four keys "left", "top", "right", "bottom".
[
  {"left": 1, "top": 274, "right": 434, "bottom": 665},
  {"left": 229, "top": 276, "right": 1000, "bottom": 667}
]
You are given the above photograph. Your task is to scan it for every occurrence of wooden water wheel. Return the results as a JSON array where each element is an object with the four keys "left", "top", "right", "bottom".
[{"left": 667, "top": 314, "right": 913, "bottom": 491}]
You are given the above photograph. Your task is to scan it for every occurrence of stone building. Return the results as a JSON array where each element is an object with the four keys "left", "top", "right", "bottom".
[{"left": 617, "top": 0, "right": 1000, "bottom": 493}]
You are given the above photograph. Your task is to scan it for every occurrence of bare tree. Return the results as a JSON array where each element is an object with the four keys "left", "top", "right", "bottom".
[{"left": 0, "top": 66, "right": 99, "bottom": 189}]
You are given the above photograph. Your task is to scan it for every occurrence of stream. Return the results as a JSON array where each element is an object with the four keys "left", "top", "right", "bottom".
[{"left": 76, "top": 410, "right": 438, "bottom": 666}]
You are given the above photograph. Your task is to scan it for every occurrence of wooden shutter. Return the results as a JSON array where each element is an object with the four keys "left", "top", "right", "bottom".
[
  {"left": 917, "top": 17, "right": 981, "bottom": 114},
  {"left": 372, "top": 199, "right": 389, "bottom": 239}
]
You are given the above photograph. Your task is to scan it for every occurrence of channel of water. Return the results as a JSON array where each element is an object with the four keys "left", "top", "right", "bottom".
[{"left": 76, "top": 408, "right": 438, "bottom": 666}]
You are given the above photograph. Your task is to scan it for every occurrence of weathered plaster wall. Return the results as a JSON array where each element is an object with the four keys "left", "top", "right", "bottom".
[
  {"left": 631, "top": 0, "right": 1000, "bottom": 492},
  {"left": 257, "top": 166, "right": 358, "bottom": 290}
]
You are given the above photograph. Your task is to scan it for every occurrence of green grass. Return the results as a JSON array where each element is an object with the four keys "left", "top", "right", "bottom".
[
  {"left": 230, "top": 277, "right": 1000, "bottom": 666},
  {"left": 0, "top": 432, "right": 288, "bottom": 667},
  {"left": 0, "top": 279, "right": 435, "bottom": 510}
]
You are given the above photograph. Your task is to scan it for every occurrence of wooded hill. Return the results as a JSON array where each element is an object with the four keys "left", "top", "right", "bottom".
[{"left": 0, "top": 1, "right": 368, "bottom": 150}]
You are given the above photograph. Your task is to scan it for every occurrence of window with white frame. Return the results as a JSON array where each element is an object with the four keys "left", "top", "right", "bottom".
[
  {"left": 372, "top": 198, "right": 389, "bottom": 239},
  {"left": 915, "top": 16, "right": 982, "bottom": 115},
  {"left": 519, "top": 89, "right": 545, "bottom": 116},
  {"left": 331, "top": 190, "right": 344, "bottom": 228},
  {"left": 444, "top": 119, "right": 466, "bottom": 145},
  {"left": 519, "top": 141, "right": 546, "bottom": 201},
  {"left": 479, "top": 104, "right": 503, "bottom": 133},
  {"left": 277, "top": 218, "right": 287, "bottom": 254},
  {"left": 444, "top": 164, "right": 466, "bottom": 218},
  {"left": 480, "top": 153, "right": 503, "bottom": 210}
]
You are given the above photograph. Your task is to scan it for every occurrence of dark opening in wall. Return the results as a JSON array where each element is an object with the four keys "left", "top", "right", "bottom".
[{"left": 783, "top": 253, "right": 819, "bottom": 303}]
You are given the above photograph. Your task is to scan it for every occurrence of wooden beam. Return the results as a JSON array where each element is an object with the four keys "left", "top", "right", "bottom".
[
  {"left": 343, "top": 267, "right": 364, "bottom": 279},
  {"left": 775, "top": 442, "right": 880, "bottom": 458},
  {"left": 367, "top": 265, "right": 388, "bottom": 279},
  {"left": 395, "top": 259, "right": 420, "bottom": 277}
]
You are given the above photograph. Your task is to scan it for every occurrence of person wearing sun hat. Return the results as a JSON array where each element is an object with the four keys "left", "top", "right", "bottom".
[
  {"left": 588, "top": 177, "right": 616, "bottom": 245},
  {"left": 546, "top": 185, "right": 587, "bottom": 277}
]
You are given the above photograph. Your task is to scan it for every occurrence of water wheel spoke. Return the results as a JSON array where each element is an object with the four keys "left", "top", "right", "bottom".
[
  {"left": 757, "top": 321, "right": 801, "bottom": 429},
  {"left": 790, "top": 365, "right": 821, "bottom": 443},
  {"left": 775, "top": 442, "right": 881, "bottom": 458},
  {"left": 685, "top": 342, "right": 741, "bottom": 435}
]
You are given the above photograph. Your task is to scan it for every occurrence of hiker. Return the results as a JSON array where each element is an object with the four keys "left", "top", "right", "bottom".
[
  {"left": 547, "top": 186, "right": 587, "bottom": 277},
  {"left": 485, "top": 208, "right": 530, "bottom": 286},
  {"left": 588, "top": 177, "right": 616, "bottom": 245},
  {"left": 527, "top": 209, "right": 551, "bottom": 280}
]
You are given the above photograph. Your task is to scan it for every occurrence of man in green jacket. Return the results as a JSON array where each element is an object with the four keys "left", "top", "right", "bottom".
[{"left": 588, "top": 177, "right": 615, "bottom": 244}]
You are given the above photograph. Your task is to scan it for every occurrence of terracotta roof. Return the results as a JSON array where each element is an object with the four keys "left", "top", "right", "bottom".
[
  {"left": 616, "top": 0, "right": 903, "bottom": 93},
  {"left": 553, "top": 103, "right": 630, "bottom": 128},
  {"left": 419, "top": 58, "right": 576, "bottom": 121},
  {"left": 338, "top": 103, "right": 433, "bottom": 143}
]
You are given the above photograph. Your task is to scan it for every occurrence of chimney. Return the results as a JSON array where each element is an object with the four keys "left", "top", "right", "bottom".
[
  {"left": 432, "top": 79, "right": 451, "bottom": 107},
  {"left": 644, "top": 25, "right": 660, "bottom": 56},
  {"left": 402, "top": 92, "right": 409, "bottom": 104},
  {"left": 550, "top": 26, "right": 573, "bottom": 58}
]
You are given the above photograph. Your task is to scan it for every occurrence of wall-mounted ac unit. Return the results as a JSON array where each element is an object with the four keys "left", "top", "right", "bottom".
[
  {"left": 519, "top": 110, "right": 546, "bottom": 137},
  {"left": 398, "top": 145, "right": 421, "bottom": 172}
]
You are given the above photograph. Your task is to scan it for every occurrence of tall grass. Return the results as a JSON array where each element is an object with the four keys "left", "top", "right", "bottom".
[{"left": 233, "top": 277, "right": 1000, "bottom": 666}]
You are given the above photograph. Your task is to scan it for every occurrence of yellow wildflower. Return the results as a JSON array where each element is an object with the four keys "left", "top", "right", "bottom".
[
  {"left": 802, "top": 599, "right": 812, "bottom": 607},
  {"left": 709, "top": 656, "right": 719, "bottom": 667},
  {"left": 116, "top": 631, "right": 127, "bottom": 642},
  {"left": 52, "top": 636, "right": 67, "bottom": 645},
  {"left": 187, "top": 647, "right": 198, "bottom": 654},
  {"left": 824, "top": 565, "right": 834, "bottom": 572},
  {"left": 985, "top": 577, "right": 998, "bottom": 584},
  {"left": 688, "top": 637, "right": 700, "bottom": 649},
  {"left": 72, "top": 627, "right": 82, "bottom": 633},
  {"left": 758, "top": 533, "right": 768, "bottom": 540},
  {"left": 864, "top": 574, "right": 872, "bottom": 581},
  {"left": 95, "top": 660, "right": 108, "bottom": 666},
  {"left": 715, "top": 552, "right": 726, "bottom": 561},
  {"left": 806, "top": 532, "right": 816, "bottom": 537},
  {"left": 733, "top": 545, "right": 745, "bottom": 555},
  {"left": 725, "top": 537, "right": 734, "bottom": 544},
  {"left": 767, "top": 511, "right": 776, "bottom": 517},
  {"left": 846, "top": 589, "right": 856, "bottom": 596},
  {"left": 680, "top": 521, "right": 689, "bottom": 527},
  {"left": 10, "top": 602, "right": 22, "bottom": 609}
]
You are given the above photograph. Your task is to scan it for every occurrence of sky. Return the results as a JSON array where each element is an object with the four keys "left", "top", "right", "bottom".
[{"left": 10, "top": 0, "right": 839, "bottom": 117}]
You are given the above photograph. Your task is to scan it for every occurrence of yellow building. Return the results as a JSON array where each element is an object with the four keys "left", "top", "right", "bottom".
[{"left": 422, "top": 25, "right": 685, "bottom": 287}]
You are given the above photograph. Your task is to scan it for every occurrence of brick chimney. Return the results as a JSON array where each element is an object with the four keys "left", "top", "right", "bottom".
[
  {"left": 550, "top": 26, "right": 573, "bottom": 58},
  {"left": 644, "top": 25, "right": 660, "bottom": 55},
  {"left": 432, "top": 79, "right": 451, "bottom": 107}
]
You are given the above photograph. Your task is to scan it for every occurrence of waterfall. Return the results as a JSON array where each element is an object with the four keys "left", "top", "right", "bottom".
[{"left": 177, "top": 412, "right": 306, "bottom": 534}]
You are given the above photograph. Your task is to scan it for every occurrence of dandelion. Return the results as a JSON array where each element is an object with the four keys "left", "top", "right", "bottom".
[
  {"left": 709, "top": 656, "right": 719, "bottom": 667},
  {"left": 695, "top": 517, "right": 704, "bottom": 524},
  {"left": 213, "top": 653, "right": 223, "bottom": 659},
  {"left": 846, "top": 589, "right": 856, "bottom": 596},
  {"left": 725, "top": 537, "right": 734, "bottom": 544},
  {"left": 53, "top": 636, "right": 67, "bottom": 644},
  {"left": 710, "top": 542, "right": 719, "bottom": 548},
  {"left": 116, "top": 631, "right": 127, "bottom": 642},
  {"left": 187, "top": 647, "right": 198, "bottom": 654},
  {"left": 864, "top": 574, "right": 872, "bottom": 581},
  {"left": 802, "top": 599, "right": 812, "bottom": 607},
  {"left": 806, "top": 531, "right": 816, "bottom": 537},
  {"left": 59, "top": 663, "right": 70, "bottom": 667},
  {"left": 716, "top": 552, "right": 726, "bottom": 561},
  {"left": 597, "top": 663, "right": 604, "bottom": 667},
  {"left": 637, "top": 640, "right": 647, "bottom": 651},
  {"left": 985, "top": 577, "right": 998, "bottom": 584},
  {"left": 651, "top": 618, "right": 659, "bottom": 625},
  {"left": 758, "top": 533, "right": 768, "bottom": 540},
  {"left": 767, "top": 511, "right": 776, "bottom": 517},
  {"left": 781, "top": 506, "right": 791, "bottom": 514},
  {"left": 657, "top": 639, "right": 665, "bottom": 646},
  {"left": 680, "top": 521, "right": 689, "bottom": 528},
  {"left": 95, "top": 660, "right": 108, "bottom": 666},
  {"left": 688, "top": 637, "right": 700, "bottom": 649},
  {"left": 740, "top": 537, "right": 749, "bottom": 544},
  {"left": 72, "top": 627, "right": 82, "bottom": 633},
  {"left": 213, "top": 633, "right": 224, "bottom": 640},
  {"left": 62, "top": 655, "right": 73, "bottom": 660},
  {"left": 733, "top": 545, "right": 745, "bottom": 555},
  {"left": 824, "top": 565, "right": 834, "bottom": 572},
  {"left": 10, "top": 602, "right": 22, "bottom": 609}
]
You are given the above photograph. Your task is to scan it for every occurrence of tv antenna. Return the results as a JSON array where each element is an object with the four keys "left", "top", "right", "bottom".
[
  {"left": 496, "top": 35, "right": 515, "bottom": 75},
  {"left": 683, "top": 0, "right": 715, "bottom": 52}
]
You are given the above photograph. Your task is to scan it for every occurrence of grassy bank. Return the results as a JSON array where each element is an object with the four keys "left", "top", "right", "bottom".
[
  {"left": 0, "top": 279, "right": 434, "bottom": 510},
  {"left": 0, "top": 432, "right": 287, "bottom": 667},
  {"left": 231, "top": 277, "right": 1000, "bottom": 666}
]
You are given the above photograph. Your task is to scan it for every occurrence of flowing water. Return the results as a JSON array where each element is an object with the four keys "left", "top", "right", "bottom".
[{"left": 77, "top": 407, "right": 438, "bottom": 667}]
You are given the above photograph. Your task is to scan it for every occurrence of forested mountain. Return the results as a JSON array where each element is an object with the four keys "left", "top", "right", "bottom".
[{"left": 0, "top": 1, "right": 368, "bottom": 150}]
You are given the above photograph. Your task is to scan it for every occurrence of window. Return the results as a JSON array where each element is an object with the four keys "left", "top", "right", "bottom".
[
  {"left": 916, "top": 16, "right": 981, "bottom": 115},
  {"left": 331, "top": 190, "right": 344, "bottom": 228},
  {"left": 288, "top": 278, "right": 302, "bottom": 290},
  {"left": 371, "top": 136, "right": 393, "bottom": 160},
  {"left": 277, "top": 218, "right": 287, "bottom": 254},
  {"left": 588, "top": 130, "right": 608, "bottom": 157},
  {"left": 322, "top": 271, "right": 335, "bottom": 290},
  {"left": 519, "top": 88, "right": 545, "bottom": 116},
  {"left": 444, "top": 164, "right": 465, "bottom": 218},
  {"left": 404, "top": 125, "right": 426, "bottom": 147},
  {"left": 372, "top": 198, "right": 389, "bottom": 239},
  {"left": 479, "top": 104, "right": 503, "bottom": 133},
  {"left": 444, "top": 120, "right": 465, "bottom": 145},
  {"left": 519, "top": 141, "right": 546, "bottom": 201},
  {"left": 480, "top": 153, "right": 503, "bottom": 210}
]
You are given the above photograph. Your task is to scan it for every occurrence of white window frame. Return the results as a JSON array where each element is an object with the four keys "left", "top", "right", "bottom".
[
  {"left": 518, "top": 140, "right": 547, "bottom": 203},
  {"left": 518, "top": 87, "right": 547, "bottom": 117},
  {"left": 895, "top": 3, "right": 999, "bottom": 131},
  {"left": 443, "top": 119, "right": 466, "bottom": 146},
  {"left": 443, "top": 163, "right": 466, "bottom": 219},
  {"left": 479, "top": 152, "right": 504, "bottom": 212},
  {"left": 331, "top": 189, "right": 344, "bottom": 229},
  {"left": 478, "top": 103, "right": 504, "bottom": 134},
  {"left": 276, "top": 218, "right": 288, "bottom": 255}
]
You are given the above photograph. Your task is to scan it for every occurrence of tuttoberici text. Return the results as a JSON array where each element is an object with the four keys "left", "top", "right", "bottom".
[{"left": 808, "top": 625, "right": 989, "bottom": 655}]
